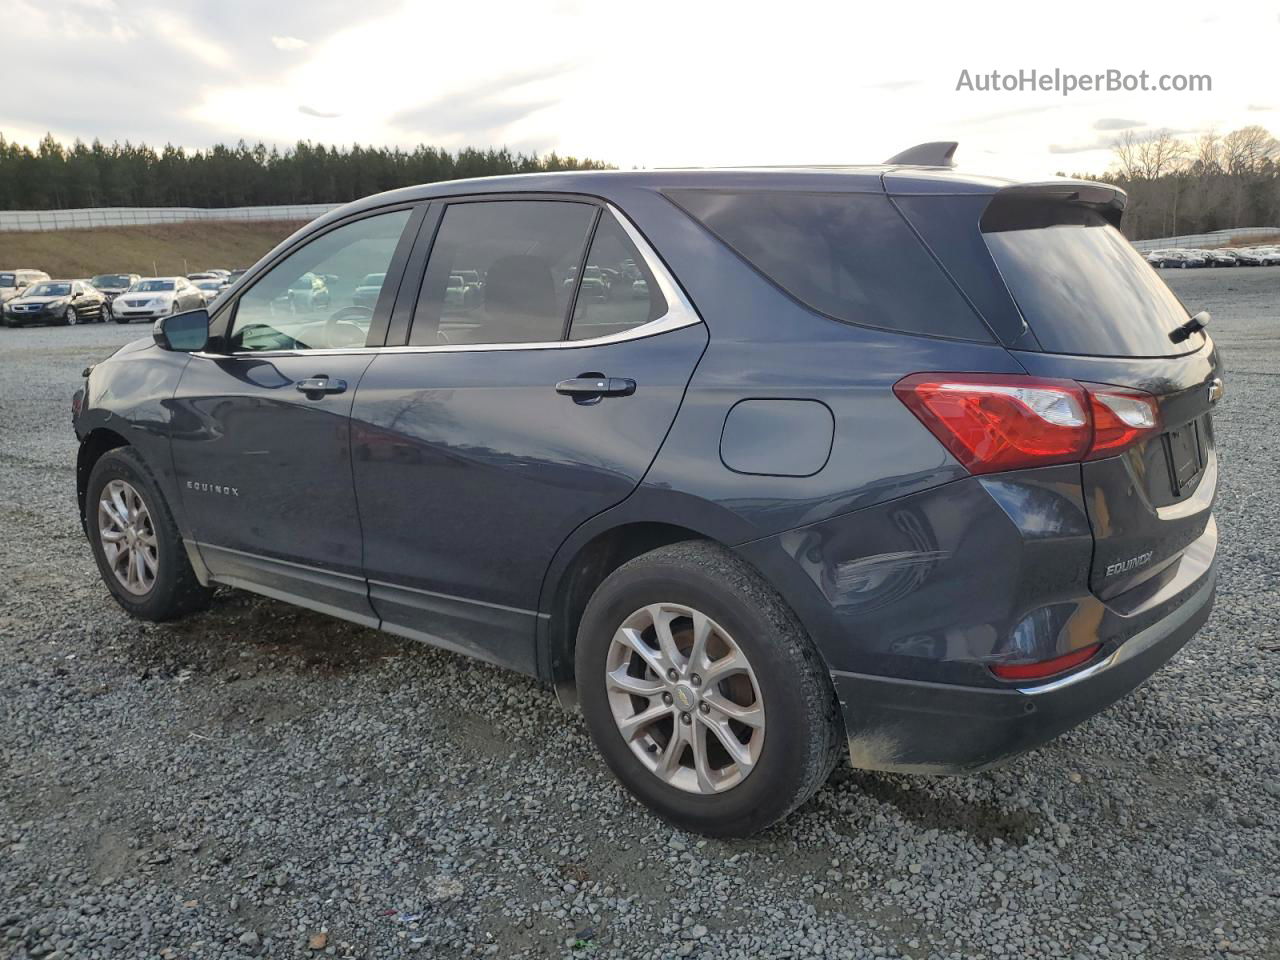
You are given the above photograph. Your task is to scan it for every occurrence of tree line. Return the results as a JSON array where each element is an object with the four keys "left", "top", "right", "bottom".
[
  {"left": 1068, "top": 124, "right": 1280, "bottom": 240},
  {"left": 0, "top": 134, "right": 611, "bottom": 210}
]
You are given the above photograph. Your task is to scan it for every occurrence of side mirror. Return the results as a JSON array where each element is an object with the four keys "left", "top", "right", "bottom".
[{"left": 153, "top": 309, "right": 210, "bottom": 352}]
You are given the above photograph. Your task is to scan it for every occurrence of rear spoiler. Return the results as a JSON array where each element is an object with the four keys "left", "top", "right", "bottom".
[{"left": 991, "top": 180, "right": 1128, "bottom": 227}]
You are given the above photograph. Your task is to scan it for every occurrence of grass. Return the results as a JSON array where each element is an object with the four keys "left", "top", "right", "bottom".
[
  {"left": 1228, "top": 231, "right": 1280, "bottom": 247},
  {"left": 0, "top": 219, "right": 309, "bottom": 279}
]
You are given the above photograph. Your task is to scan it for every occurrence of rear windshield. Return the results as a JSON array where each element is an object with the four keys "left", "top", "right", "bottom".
[
  {"left": 982, "top": 202, "right": 1200, "bottom": 357},
  {"left": 666, "top": 189, "right": 992, "bottom": 342},
  {"left": 0, "top": 274, "right": 14, "bottom": 288}
]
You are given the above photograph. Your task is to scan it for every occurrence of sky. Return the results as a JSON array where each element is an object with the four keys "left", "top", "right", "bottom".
[{"left": 2, "top": 0, "right": 1278, "bottom": 181}]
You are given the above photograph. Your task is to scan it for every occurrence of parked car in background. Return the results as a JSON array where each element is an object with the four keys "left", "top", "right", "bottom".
[
  {"left": 91, "top": 273, "right": 142, "bottom": 320},
  {"left": 3, "top": 278, "right": 106, "bottom": 326},
  {"left": 0, "top": 269, "right": 51, "bottom": 311},
  {"left": 72, "top": 152, "right": 1222, "bottom": 836},
  {"left": 1201, "top": 250, "right": 1237, "bottom": 267},
  {"left": 227, "top": 268, "right": 248, "bottom": 284},
  {"left": 192, "top": 278, "right": 230, "bottom": 303},
  {"left": 272, "top": 271, "right": 331, "bottom": 312},
  {"left": 351, "top": 272, "right": 387, "bottom": 310},
  {"left": 111, "top": 277, "right": 205, "bottom": 323},
  {"left": 187, "top": 272, "right": 221, "bottom": 282}
]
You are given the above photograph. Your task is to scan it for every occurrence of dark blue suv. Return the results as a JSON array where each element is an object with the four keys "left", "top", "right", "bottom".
[{"left": 73, "top": 145, "right": 1222, "bottom": 836}]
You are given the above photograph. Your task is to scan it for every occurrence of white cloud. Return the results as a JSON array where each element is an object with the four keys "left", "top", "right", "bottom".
[
  {"left": 272, "top": 36, "right": 309, "bottom": 51},
  {"left": 150, "top": 11, "right": 233, "bottom": 70}
]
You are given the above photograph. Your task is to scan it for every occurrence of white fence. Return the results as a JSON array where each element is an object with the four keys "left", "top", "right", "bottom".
[
  {"left": 1131, "top": 227, "right": 1280, "bottom": 251},
  {"left": 0, "top": 204, "right": 341, "bottom": 232}
]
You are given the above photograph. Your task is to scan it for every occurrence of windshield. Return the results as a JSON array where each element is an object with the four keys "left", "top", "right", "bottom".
[
  {"left": 359, "top": 273, "right": 385, "bottom": 286},
  {"left": 131, "top": 280, "right": 175, "bottom": 292},
  {"left": 195, "top": 281, "right": 221, "bottom": 289},
  {"left": 982, "top": 205, "right": 1199, "bottom": 358},
  {"left": 92, "top": 274, "right": 132, "bottom": 287},
  {"left": 0, "top": 274, "right": 14, "bottom": 288},
  {"left": 27, "top": 282, "right": 71, "bottom": 297}
]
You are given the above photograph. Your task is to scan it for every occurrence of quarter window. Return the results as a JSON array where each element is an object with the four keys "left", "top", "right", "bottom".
[
  {"left": 229, "top": 209, "right": 411, "bottom": 352},
  {"left": 666, "top": 189, "right": 992, "bottom": 341},
  {"left": 408, "top": 200, "right": 597, "bottom": 346},
  {"left": 567, "top": 214, "right": 666, "bottom": 341}
]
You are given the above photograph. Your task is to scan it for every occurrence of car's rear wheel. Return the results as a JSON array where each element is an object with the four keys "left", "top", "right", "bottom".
[
  {"left": 576, "top": 541, "right": 841, "bottom": 837},
  {"left": 86, "top": 447, "right": 210, "bottom": 621}
]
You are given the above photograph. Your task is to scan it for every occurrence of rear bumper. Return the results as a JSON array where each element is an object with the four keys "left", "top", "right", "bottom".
[{"left": 833, "top": 563, "right": 1216, "bottom": 774}]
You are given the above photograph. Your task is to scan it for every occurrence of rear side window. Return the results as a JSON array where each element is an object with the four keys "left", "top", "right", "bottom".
[
  {"left": 568, "top": 213, "right": 666, "bottom": 341},
  {"left": 666, "top": 189, "right": 992, "bottom": 341},
  {"left": 409, "top": 200, "right": 597, "bottom": 346},
  {"left": 981, "top": 201, "right": 1199, "bottom": 357}
]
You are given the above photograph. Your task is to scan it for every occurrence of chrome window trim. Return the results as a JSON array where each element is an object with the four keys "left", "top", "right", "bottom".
[{"left": 195, "top": 203, "right": 701, "bottom": 360}]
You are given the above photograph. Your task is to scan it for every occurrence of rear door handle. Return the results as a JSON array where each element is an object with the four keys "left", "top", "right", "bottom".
[
  {"left": 555, "top": 376, "right": 636, "bottom": 398},
  {"left": 296, "top": 376, "right": 347, "bottom": 397}
]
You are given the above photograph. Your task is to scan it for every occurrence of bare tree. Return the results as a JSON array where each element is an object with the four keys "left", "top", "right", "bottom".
[
  {"left": 1222, "top": 125, "right": 1280, "bottom": 176},
  {"left": 1193, "top": 130, "right": 1222, "bottom": 176},
  {"left": 1111, "top": 129, "right": 1189, "bottom": 180}
]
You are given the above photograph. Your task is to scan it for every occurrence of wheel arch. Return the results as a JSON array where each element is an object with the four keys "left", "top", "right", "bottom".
[
  {"left": 76, "top": 427, "right": 130, "bottom": 524},
  {"left": 538, "top": 519, "right": 721, "bottom": 704}
]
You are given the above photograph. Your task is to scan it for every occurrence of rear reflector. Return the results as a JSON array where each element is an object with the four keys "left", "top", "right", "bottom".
[
  {"left": 894, "top": 373, "right": 1160, "bottom": 474},
  {"left": 990, "top": 642, "right": 1102, "bottom": 681}
]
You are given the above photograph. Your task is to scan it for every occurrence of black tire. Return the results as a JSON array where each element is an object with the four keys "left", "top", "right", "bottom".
[
  {"left": 85, "top": 446, "right": 211, "bottom": 621},
  {"left": 576, "top": 541, "right": 842, "bottom": 837},
  {"left": 65, "top": 308, "right": 78, "bottom": 326}
]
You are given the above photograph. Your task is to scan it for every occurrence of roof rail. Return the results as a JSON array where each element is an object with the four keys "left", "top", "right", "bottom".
[{"left": 885, "top": 141, "right": 958, "bottom": 167}]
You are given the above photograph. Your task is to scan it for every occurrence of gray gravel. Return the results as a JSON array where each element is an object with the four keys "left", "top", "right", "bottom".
[{"left": 2, "top": 268, "right": 1278, "bottom": 960}]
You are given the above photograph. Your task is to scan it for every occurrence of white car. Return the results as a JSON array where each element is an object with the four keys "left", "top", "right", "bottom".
[{"left": 111, "top": 277, "right": 206, "bottom": 324}]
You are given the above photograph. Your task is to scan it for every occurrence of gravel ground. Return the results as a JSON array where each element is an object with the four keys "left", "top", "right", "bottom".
[{"left": 1, "top": 268, "right": 1278, "bottom": 960}]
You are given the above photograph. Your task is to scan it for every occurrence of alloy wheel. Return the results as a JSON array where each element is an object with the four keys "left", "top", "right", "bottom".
[
  {"left": 97, "top": 479, "right": 159, "bottom": 595},
  {"left": 605, "top": 603, "right": 765, "bottom": 794}
]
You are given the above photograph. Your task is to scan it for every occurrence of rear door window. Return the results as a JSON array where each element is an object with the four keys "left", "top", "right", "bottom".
[
  {"left": 981, "top": 202, "right": 1200, "bottom": 357},
  {"left": 665, "top": 189, "right": 992, "bottom": 341},
  {"left": 409, "top": 200, "right": 597, "bottom": 346},
  {"left": 568, "top": 212, "right": 667, "bottom": 341}
]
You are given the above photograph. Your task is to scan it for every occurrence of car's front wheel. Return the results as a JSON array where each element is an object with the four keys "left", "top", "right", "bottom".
[
  {"left": 86, "top": 447, "right": 211, "bottom": 620},
  {"left": 65, "top": 308, "right": 78, "bottom": 326},
  {"left": 576, "top": 541, "right": 841, "bottom": 837}
]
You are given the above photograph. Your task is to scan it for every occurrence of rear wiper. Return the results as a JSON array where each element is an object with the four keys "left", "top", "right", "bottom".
[{"left": 1170, "top": 310, "right": 1210, "bottom": 344}]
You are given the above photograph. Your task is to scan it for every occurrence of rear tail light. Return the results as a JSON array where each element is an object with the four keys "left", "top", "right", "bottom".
[
  {"left": 894, "top": 373, "right": 1160, "bottom": 475},
  {"left": 990, "top": 642, "right": 1102, "bottom": 681}
]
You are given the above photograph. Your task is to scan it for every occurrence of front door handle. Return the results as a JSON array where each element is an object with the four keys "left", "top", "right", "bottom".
[
  {"left": 555, "top": 375, "right": 636, "bottom": 398},
  {"left": 296, "top": 376, "right": 348, "bottom": 397}
]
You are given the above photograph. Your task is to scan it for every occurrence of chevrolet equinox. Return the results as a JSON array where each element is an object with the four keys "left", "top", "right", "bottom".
[{"left": 73, "top": 143, "right": 1222, "bottom": 836}]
